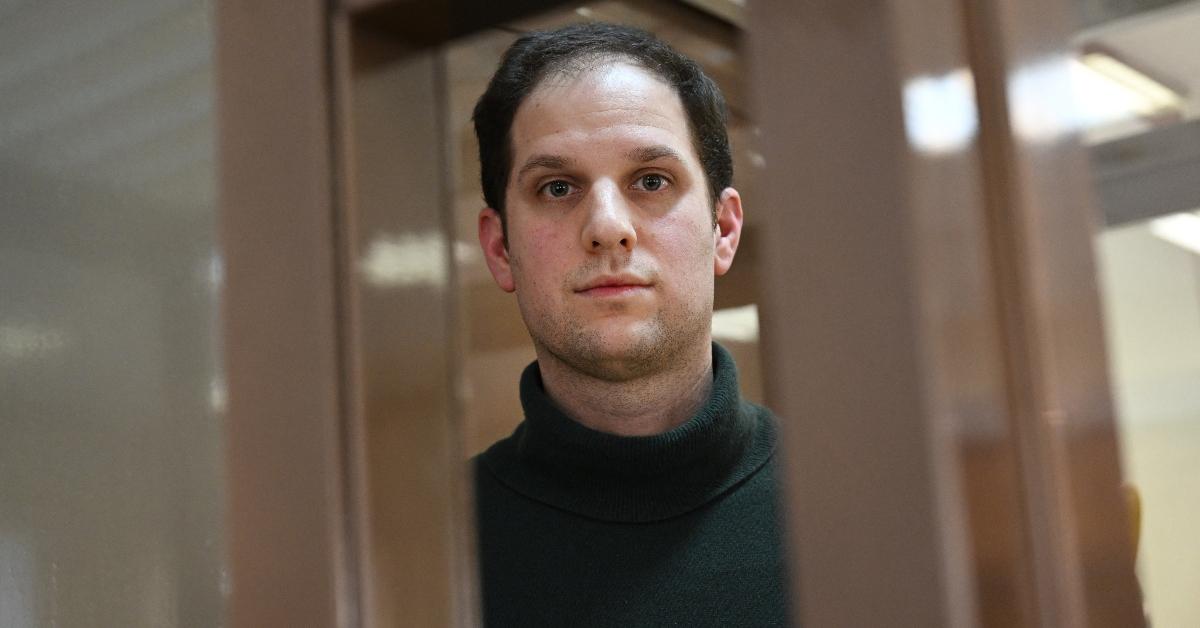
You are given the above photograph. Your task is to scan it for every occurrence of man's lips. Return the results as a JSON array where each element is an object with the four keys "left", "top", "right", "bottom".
[
  {"left": 575, "top": 275, "right": 653, "bottom": 296},
  {"left": 578, "top": 284, "right": 650, "bottom": 297}
]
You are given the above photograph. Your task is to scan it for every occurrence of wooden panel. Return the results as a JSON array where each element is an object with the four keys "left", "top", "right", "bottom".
[{"left": 215, "top": 1, "right": 355, "bottom": 627}]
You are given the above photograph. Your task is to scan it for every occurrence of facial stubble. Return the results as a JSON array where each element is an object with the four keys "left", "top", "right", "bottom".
[{"left": 512, "top": 256, "right": 713, "bottom": 383}]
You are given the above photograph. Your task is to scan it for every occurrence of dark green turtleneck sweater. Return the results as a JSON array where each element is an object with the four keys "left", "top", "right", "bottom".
[{"left": 473, "top": 343, "right": 791, "bottom": 627}]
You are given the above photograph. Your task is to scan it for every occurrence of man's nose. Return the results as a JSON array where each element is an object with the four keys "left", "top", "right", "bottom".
[{"left": 580, "top": 181, "right": 637, "bottom": 253}]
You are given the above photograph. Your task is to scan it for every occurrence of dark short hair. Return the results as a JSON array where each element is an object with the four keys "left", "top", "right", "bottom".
[{"left": 472, "top": 22, "right": 733, "bottom": 224}]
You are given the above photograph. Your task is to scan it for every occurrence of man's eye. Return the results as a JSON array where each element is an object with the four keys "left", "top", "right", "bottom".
[
  {"left": 542, "top": 180, "right": 573, "bottom": 198},
  {"left": 636, "top": 174, "right": 667, "bottom": 191}
]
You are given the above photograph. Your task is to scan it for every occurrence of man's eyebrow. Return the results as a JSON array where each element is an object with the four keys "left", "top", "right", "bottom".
[
  {"left": 516, "top": 154, "right": 573, "bottom": 182},
  {"left": 626, "top": 145, "right": 686, "bottom": 164}
]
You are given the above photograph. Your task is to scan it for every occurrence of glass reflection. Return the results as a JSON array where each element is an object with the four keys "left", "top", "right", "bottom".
[
  {"left": 0, "top": 1, "right": 225, "bottom": 626},
  {"left": 902, "top": 69, "right": 979, "bottom": 155}
]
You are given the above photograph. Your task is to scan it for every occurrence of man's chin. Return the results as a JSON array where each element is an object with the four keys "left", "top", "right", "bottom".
[{"left": 543, "top": 328, "right": 673, "bottom": 382}]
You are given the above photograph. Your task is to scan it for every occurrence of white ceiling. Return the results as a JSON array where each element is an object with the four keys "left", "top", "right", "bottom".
[{"left": 1078, "top": 0, "right": 1200, "bottom": 118}]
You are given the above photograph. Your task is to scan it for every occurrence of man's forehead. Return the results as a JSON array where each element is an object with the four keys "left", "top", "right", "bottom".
[{"left": 508, "top": 62, "right": 694, "bottom": 165}]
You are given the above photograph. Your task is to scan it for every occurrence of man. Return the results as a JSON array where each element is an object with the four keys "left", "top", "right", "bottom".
[{"left": 472, "top": 22, "right": 790, "bottom": 627}]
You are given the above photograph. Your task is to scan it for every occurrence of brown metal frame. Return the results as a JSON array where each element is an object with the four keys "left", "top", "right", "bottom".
[
  {"left": 331, "top": 15, "right": 469, "bottom": 628},
  {"left": 961, "top": 0, "right": 1143, "bottom": 624},
  {"left": 749, "top": 2, "right": 998, "bottom": 625},
  {"left": 216, "top": 1, "right": 357, "bottom": 626},
  {"left": 329, "top": 2, "right": 574, "bottom": 627}
]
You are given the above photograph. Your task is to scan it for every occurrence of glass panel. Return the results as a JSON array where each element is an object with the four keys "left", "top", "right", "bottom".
[
  {"left": 1074, "top": 1, "right": 1200, "bottom": 625},
  {"left": 0, "top": 2, "right": 225, "bottom": 627}
]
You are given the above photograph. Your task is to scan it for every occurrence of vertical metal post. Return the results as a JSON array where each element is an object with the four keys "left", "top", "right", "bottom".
[
  {"left": 960, "top": 0, "right": 1144, "bottom": 624},
  {"left": 217, "top": 1, "right": 357, "bottom": 626},
  {"left": 748, "top": 2, "right": 986, "bottom": 625}
]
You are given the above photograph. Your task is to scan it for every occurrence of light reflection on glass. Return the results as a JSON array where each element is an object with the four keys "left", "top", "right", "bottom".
[
  {"left": 359, "top": 232, "right": 449, "bottom": 288},
  {"left": 1011, "top": 51, "right": 1185, "bottom": 144},
  {"left": 358, "top": 232, "right": 483, "bottom": 289},
  {"left": 1149, "top": 211, "right": 1200, "bottom": 255},
  {"left": 902, "top": 68, "right": 979, "bottom": 156},
  {"left": 0, "top": 324, "right": 67, "bottom": 360},
  {"left": 712, "top": 303, "right": 759, "bottom": 343},
  {"left": 1009, "top": 54, "right": 1082, "bottom": 143}
]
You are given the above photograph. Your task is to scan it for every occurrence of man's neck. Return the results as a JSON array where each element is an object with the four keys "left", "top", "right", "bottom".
[{"left": 534, "top": 340, "right": 714, "bottom": 437}]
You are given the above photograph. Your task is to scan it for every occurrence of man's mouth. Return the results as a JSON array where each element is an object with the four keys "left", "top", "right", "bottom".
[{"left": 575, "top": 274, "right": 653, "bottom": 297}]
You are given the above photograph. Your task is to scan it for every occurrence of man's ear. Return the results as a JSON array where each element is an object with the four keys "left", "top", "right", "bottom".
[
  {"left": 713, "top": 187, "right": 744, "bottom": 277},
  {"left": 478, "top": 207, "right": 516, "bottom": 292}
]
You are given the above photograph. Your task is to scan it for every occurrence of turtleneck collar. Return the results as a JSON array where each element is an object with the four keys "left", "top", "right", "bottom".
[{"left": 479, "top": 342, "right": 777, "bottom": 523}]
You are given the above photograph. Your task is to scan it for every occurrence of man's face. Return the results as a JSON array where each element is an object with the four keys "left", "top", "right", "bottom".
[{"left": 478, "top": 60, "right": 742, "bottom": 381}]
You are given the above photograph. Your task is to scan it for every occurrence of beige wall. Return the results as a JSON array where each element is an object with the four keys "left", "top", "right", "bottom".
[
  {"left": 1098, "top": 221, "right": 1200, "bottom": 627},
  {"left": 1121, "top": 420, "right": 1200, "bottom": 627}
]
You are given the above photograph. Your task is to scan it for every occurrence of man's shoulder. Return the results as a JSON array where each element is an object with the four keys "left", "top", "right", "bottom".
[
  {"left": 468, "top": 424, "right": 526, "bottom": 499},
  {"left": 740, "top": 397, "right": 781, "bottom": 452}
]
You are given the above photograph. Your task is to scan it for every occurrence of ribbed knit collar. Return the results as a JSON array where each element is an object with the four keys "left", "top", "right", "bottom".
[{"left": 479, "top": 343, "right": 777, "bottom": 523}]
